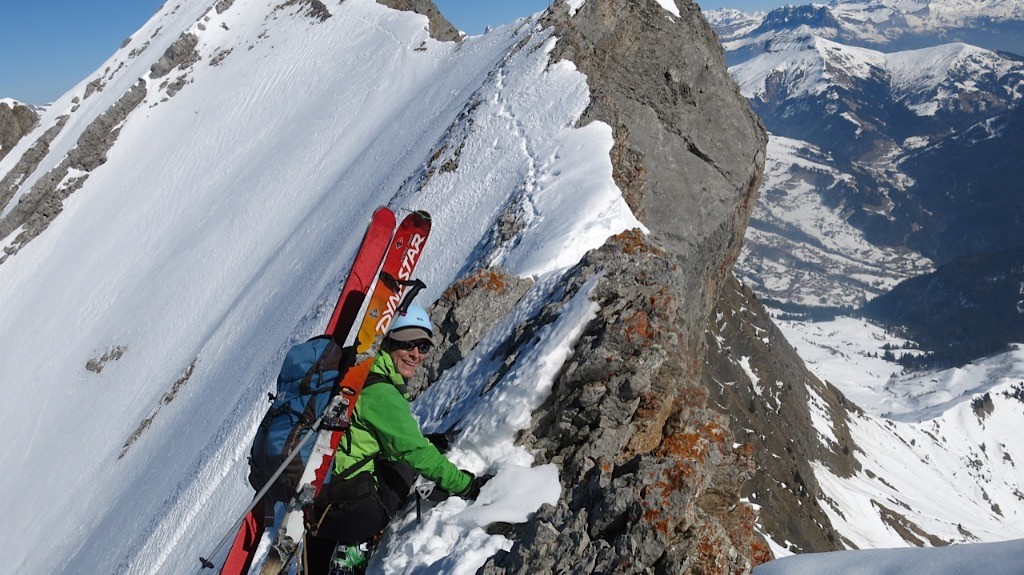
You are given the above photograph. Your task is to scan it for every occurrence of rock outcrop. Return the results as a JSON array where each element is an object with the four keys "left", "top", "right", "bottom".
[
  {"left": 0, "top": 101, "right": 39, "bottom": 161},
  {"left": 377, "top": 0, "right": 462, "bottom": 41},
  {"left": 476, "top": 233, "right": 772, "bottom": 574},
  {"left": 0, "top": 82, "right": 147, "bottom": 262}
]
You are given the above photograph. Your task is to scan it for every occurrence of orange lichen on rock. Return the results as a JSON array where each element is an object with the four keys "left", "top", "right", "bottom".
[
  {"left": 442, "top": 267, "right": 510, "bottom": 300},
  {"left": 622, "top": 309, "right": 655, "bottom": 344},
  {"left": 659, "top": 421, "right": 730, "bottom": 464}
]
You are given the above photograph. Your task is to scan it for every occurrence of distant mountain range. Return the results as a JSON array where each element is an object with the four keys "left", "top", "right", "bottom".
[
  {"left": 708, "top": 0, "right": 1024, "bottom": 364},
  {"left": 710, "top": 0, "right": 1024, "bottom": 56}
]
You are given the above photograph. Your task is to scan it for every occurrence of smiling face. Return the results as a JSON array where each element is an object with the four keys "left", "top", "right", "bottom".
[{"left": 388, "top": 339, "right": 430, "bottom": 380}]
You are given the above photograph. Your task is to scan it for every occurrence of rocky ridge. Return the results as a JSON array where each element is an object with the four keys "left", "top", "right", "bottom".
[{"left": 414, "top": 0, "right": 807, "bottom": 571}]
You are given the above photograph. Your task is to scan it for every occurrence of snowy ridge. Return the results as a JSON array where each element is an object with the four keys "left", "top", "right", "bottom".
[
  {"left": 831, "top": 0, "right": 1024, "bottom": 28},
  {"left": 0, "top": 0, "right": 641, "bottom": 573}
]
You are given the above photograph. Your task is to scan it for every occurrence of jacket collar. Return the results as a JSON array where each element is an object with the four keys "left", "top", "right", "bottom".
[{"left": 371, "top": 350, "right": 409, "bottom": 396}]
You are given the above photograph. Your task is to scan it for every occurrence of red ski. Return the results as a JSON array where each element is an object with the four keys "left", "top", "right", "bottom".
[{"left": 212, "top": 207, "right": 397, "bottom": 575}]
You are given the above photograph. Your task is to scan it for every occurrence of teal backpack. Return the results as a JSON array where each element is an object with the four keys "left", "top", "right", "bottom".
[{"left": 247, "top": 337, "right": 354, "bottom": 502}]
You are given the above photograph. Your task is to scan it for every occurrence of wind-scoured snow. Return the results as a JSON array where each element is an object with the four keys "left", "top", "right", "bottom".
[{"left": 0, "top": 1, "right": 641, "bottom": 573}]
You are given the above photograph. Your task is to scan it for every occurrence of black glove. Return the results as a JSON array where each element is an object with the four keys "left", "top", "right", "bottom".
[
  {"left": 458, "top": 471, "right": 494, "bottom": 500},
  {"left": 425, "top": 485, "right": 452, "bottom": 502},
  {"left": 424, "top": 432, "right": 451, "bottom": 453}
]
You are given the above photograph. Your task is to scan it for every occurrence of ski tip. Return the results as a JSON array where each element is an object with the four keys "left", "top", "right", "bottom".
[{"left": 394, "top": 207, "right": 430, "bottom": 221}]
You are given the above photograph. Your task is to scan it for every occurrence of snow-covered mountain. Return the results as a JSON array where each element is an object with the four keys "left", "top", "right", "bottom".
[
  {"left": 0, "top": 0, "right": 770, "bottom": 573},
  {"left": 708, "top": 0, "right": 1024, "bottom": 324},
  {"left": 710, "top": 0, "right": 1024, "bottom": 56}
]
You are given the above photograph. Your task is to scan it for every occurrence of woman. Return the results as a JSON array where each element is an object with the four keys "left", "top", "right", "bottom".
[{"left": 305, "top": 304, "right": 489, "bottom": 573}]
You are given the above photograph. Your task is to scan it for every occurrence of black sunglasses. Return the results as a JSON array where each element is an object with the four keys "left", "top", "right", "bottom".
[{"left": 390, "top": 339, "right": 432, "bottom": 354}]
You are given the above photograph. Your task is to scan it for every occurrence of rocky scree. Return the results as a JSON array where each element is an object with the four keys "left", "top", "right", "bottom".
[{"left": 703, "top": 275, "right": 861, "bottom": 553}]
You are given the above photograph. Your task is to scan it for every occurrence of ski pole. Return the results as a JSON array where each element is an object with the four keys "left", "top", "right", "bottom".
[{"left": 197, "top": 393, "right": 347, "bottom": 572}]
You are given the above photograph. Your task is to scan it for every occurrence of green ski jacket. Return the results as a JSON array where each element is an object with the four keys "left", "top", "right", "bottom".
[{"left": 333, "top": 351, "right": 471, "bottom": 495}]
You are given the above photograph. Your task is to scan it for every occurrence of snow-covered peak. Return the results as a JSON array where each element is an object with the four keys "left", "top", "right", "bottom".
[
  {"left": 730, "top": 27, "right": 1024, "bottom": 116},
  {"left": 702, "top": 8, "right": 766, "bottom": 43},
  {"left": 730, "top": 33, "right": 887, "bottom": 100},
  {"left": 711, "top": 0, "right": 1024, "bottom": 59},
  {"left": 830, "top": 0, "right": 1024, "bottom": 27},
  {"left": 886, "top": 41, "right": 1024, "bottom": 108}
]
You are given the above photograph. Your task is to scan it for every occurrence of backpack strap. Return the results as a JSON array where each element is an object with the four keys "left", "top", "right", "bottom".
[{"left": 333, "top": 370, "right": 398, "bottom": 480}]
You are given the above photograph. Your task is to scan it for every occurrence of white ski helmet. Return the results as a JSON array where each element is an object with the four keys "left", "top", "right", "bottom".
[{"left": 387, "top": 304, "right": 434, "bottom": 342}]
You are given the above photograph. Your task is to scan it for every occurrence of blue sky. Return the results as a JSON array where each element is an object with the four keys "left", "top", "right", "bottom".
[{"left": 0, "top": 0, "right": 786, "bottom": 105}]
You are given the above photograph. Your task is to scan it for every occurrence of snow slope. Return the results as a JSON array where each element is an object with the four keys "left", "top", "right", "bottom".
[
  {"left": 774, "top": 312, "right": 1024, "bottom": 548},
  {"left": 0, "top": 1, "right": 640, "bottom": 573}
]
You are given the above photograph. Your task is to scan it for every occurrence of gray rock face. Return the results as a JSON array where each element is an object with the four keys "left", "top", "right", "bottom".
[
  {"left": 544, "top": 0, "right": 767, "bottom": 366},
  {"left": 0, "top": 102, "right": 39, "bottom": 161}
]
